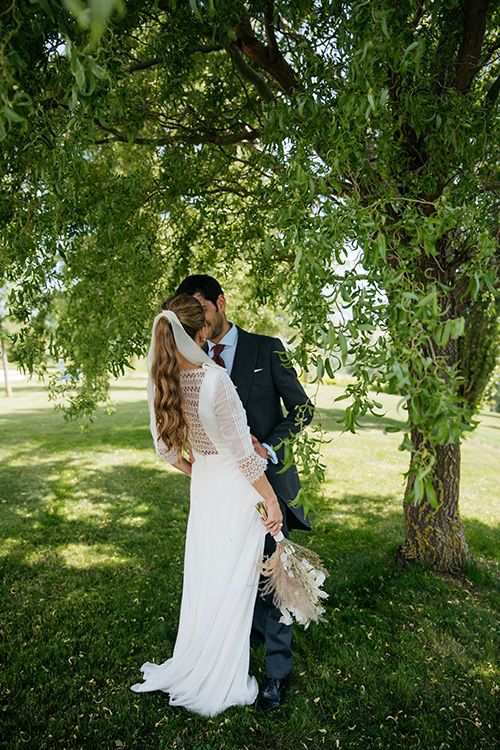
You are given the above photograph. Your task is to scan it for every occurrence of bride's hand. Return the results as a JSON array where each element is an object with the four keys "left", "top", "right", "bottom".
[
  {"left": 261, "top": 498, "right": 283, "bottom": 537},
  {"left": 251, "top": 434, "right": 269, "bottom": 460}
]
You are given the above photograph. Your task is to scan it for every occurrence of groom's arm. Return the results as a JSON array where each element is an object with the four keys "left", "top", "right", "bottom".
[{"left": 263, "top": 338, "right": 314, "bottom": 462}]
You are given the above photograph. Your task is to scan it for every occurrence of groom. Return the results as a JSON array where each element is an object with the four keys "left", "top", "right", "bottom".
[{"left": 176, "top": 274, "right": 313, "bottom": 714}]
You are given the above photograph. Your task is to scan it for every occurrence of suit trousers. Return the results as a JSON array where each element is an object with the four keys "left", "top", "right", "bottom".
[{"left": 250, "top": 496, "right": 293, "bottom": 679}]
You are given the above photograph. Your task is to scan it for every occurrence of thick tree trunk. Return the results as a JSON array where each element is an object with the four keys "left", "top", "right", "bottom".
[{"left": 397, "top": 430, "right": 469, "bottom": 573}]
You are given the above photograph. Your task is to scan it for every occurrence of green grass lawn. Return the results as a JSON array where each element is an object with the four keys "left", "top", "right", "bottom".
[{"left": 1, "top": 374, "right": 498, "bottom": 750}]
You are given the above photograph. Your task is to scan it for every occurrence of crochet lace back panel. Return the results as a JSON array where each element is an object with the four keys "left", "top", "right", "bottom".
[
  {"left": 156, "top": 366, "right": 267, "bottom": 484},
  {"left": 179, "top": 368, "right": 218, "bottom": 455}
]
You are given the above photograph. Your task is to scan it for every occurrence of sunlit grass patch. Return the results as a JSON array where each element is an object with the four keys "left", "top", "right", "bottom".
[{"left": 23, "top": 542, "right": 132, "bottom": 568}]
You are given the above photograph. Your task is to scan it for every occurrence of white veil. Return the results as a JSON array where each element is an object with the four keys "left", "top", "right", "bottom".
[{"left": 146, "top": 309, "right": 217, "bottom": 454}]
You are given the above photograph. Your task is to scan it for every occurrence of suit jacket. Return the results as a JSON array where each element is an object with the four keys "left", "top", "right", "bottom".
[{"left": 227, "top": 326, "right": 314, "bottom": 531}]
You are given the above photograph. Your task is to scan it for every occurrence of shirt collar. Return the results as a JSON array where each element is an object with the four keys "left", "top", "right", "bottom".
[{"left": 208, "top": 322, "right": 238, "bottom": 350}]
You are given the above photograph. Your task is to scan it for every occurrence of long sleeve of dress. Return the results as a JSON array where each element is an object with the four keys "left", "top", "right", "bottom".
[
  {"left": 213, "top": 371, "right": 268, "bottom": 483},
  {"left": 156, "top": 437, "right": 181, "bottom": 465}
]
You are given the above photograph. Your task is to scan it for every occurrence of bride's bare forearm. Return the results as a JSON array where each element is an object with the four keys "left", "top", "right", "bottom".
[
  {"left": 252, "top": 474, "right": 282, "bottom": 534},
  {"left": 252, "top": 474, "right": 278, "bottom": 506}
]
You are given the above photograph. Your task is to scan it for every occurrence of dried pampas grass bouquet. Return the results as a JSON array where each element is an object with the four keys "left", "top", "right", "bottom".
[{"left": 255, "top": 501, "right": 329, "bottom": 628}]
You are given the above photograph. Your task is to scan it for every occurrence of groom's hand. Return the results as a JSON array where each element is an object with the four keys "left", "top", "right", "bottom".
[{"left": 251, "top": 434, "right": 269, "bottom": 460}]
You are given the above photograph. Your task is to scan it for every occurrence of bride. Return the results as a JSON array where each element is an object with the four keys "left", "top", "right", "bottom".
[{"left": 130, "top": 294, "right": 283, "bottom": 716}]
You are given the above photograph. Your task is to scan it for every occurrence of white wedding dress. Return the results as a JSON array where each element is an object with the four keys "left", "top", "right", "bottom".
[{"left": 130, "top": 363, "right": 268, "bottom": 716}]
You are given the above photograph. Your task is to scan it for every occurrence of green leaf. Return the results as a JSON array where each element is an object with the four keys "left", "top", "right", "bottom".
[
  {"left": 416, "top": 290, "right": 437, "bottom": 308},
  {"left": 376, "top": 234, "right": 387, "bottom": 262},
  {"left": 324, "top": 357, "right": 335, "bottom": 379},
  {"left": 316, "top": 356, "right": 324, "bottom": 381},
  {"left": 90, "top": 60, "right": 108, "bottom": 79},
  {"left": 338, "top": 331, "right": 348, "bottom": 365},
  {"left": 402, "top": 41, "right": 419, "bottom": 59},
  {"left": 1, "top": 106, "right": 25, "bottom": 124},
  {"left": 64, "top": 0, "right": 91, "bottom": 30},
  {"left": 381, "top": 15, "right": 389, "bottom": 40},
  {"left": 449, "top": 317, "right": 464, "bottom": 339},
  {"left": 326, "top": 325, "right": 337, "bottom": 348},
  {"left": 424, "top": 479, "right": 439, "bottom": 508},
  {"left": 189, "top": 0, "right": 202, "bottom": 19},
  {"left": 413, "top": 476, "right": 423, "bottom": 504}
]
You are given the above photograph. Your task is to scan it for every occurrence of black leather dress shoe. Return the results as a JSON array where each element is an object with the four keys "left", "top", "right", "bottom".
[{"left": 255, "top": 677, "right": 289, "bottom": 714}]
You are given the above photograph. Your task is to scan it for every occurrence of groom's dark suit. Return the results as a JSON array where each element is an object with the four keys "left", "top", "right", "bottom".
[
  {"left": 229, "top": 327, "right": 313, "bottom": 529},
  {"left": 226, "top": 326, "right": 314, "bottom": 678}
]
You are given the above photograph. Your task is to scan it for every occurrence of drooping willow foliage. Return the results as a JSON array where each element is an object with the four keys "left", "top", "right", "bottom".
[{"left": 1, "top": 1, "right": 498, "bottom": 567}]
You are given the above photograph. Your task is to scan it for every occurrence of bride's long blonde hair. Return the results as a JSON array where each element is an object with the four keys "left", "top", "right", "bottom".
[{"left": 152, "top": 294, "right": 206, "bottom": 454}]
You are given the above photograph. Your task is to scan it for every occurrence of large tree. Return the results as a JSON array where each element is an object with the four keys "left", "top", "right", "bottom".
[{"left": 0, "top": 0, "right": 498, "bottom": 572}]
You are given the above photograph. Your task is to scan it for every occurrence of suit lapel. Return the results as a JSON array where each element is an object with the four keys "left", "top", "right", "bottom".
[{"left": 230, "top": 327, "right": 258, "bottom": 408}]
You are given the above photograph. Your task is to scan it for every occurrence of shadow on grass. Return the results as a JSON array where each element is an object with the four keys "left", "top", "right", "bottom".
[
  {"left": 4, "top": 455, "right": 490, "bottom": 727},
  {"left": 461, "top": 517, "right": 500, "bottom": 562},
  {"left": 2, "top": 397, "right": 406, "bottom": 446},
  {"left": 1, "top": 406, "right": 498, "bottom": 750},
  {"left": 2, "top": 384, "right": 51, "bottom": 394},
  {"left": 5, "top": 383, "right": 149, "bottom": 399},
  {"left": 0, "top": 459, "right": 190, "bottom": 552},
  {"left": 0, "top": 401, "right": 152, "bottom": 452}
]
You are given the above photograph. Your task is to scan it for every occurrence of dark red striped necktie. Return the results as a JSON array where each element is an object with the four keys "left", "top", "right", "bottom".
[{"left": 211, "top": 344, "right": 226, "bottom": 367}]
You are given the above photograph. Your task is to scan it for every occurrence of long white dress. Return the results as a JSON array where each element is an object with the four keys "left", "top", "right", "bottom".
[{"left": 130, "top": 363, "right": 268, "bottom": 716}]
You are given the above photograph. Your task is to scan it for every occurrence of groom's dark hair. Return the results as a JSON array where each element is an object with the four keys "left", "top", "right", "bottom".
[{"left": 175, "top": 275, "right": 224, "bottom": 306}]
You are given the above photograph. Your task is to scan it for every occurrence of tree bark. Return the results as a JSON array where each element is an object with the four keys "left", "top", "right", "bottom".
[
  {"left": 397, "top": 429, "right": 469, "bottom": 573},
  {"left": 1, "top": 335, "right": 12, "bottom": 397}
]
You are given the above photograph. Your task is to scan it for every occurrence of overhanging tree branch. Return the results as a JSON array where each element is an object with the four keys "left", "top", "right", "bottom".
[
  {"left": 264, "top": 3, "right": 280, "bottom": 59},
  {"left": 474, "top": 37, "right": 500, "bottom": 71},
  {"left": 452, "top": 0, "right": 490, "bottom": 92},
  {"left": 227, "top": 44, "right": 275, "bottom": 102},
  {"left": 93, "top": 125, "right": 261, "bottom": 147},
  {"left": 233, "top": 16, "right": 298, "bottom": 94},
  {"left": 127, "top": 45, "right": 223, "bottom": 72},
  {"left": 485, "top": 71, "right": 500, "bottom": 102}
]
